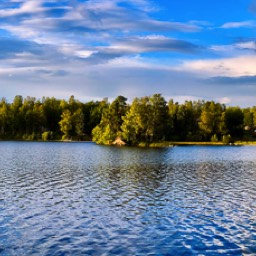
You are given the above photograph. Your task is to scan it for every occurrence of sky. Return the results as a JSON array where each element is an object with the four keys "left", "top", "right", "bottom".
[{"left": 0, "top": 0, "right": 256, "bottom": 106}]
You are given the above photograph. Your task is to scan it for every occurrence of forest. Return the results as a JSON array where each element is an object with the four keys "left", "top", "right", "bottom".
[{"left": 0, "top": 94, "right": 256, "bottom": 145}]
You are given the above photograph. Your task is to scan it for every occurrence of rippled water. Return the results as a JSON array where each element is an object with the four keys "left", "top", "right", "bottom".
[{"left": 0, "top": 142, "right": 255, "bottom": 255}]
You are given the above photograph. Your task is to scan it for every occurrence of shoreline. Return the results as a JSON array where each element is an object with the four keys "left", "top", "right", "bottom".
[
  {"left": 1, "top": 140, "right": 256, "bottom": 147},
  {"left": 137, "top": 141, "right": 256, "bottom": 147}
]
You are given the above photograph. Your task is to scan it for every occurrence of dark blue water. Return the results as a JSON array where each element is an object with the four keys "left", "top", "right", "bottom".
[{"left": 0, "top": 142, "right": 255, "bottom": 255}]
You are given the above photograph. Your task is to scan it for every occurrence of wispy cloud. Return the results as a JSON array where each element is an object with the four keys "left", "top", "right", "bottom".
[
  {"left": 0, "top": 1, "right": 44, "bottom": 17},
  {"left": 220, "top": 20, "right": 256, "bottom": 29},
  {"left": 209, "top": 40, "right": 256, "bottom": 57},
  {"left": 0, "top": 0, "right": 255, "bottom": 106},
  {"left": 235, "top": 41, "right": 256, "bottom": 50},
  {"left": 108, "top": 35, "right": 202, "bottom": 54},
  {"left": 207, "top": 75, "right": 256, "bottom": 85},
  {"left": 0, "top": 0, "right": 202, "bottom": 68},
  {"left": 180, "top": 55, "right": 256, "bottom": 77},
  {"left": 218, "top": 97, "right": 231, "bottom": 104},
  {"left": 1, "top": 0, "right": 200, "bottom": 37},
  {"left": 0, "top": 0, "right": 203, "bottom": 69}
]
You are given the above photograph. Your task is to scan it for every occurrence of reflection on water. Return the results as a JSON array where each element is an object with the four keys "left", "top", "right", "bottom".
[{"left": 0, "top": 142, "right": 255, "bottom": 255}]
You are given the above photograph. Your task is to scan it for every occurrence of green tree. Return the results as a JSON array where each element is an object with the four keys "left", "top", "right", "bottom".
[
  {"left": 31, "top": 102, "right": 45, "bottom": 136},
  {"left": 199, "top": 101, "right": 225, "bottom": 140},
  {"left": 42, "top": 97, "right": 62, "bottom": 137},
  {"left": 121, "top": 97, "right": 143, "bottom": 144},
  {"left": 122, "top": 96, "right": 153, "bottom": 143},
  {"left": 148, "top": 94, "right": 169, "bottom": 141},
  {"left": 0, "top": 98, "right": 9, "bottom": 137},
  {"left": 20, "top": 96, "right": 36, "bottom": 137},
  {"left": 72, "top": 108, "right": 84, "bottom": 139},
  {"left": 83, "top": 99, "right": 108, "bottom": 136},
  {"left": 250, "top": 106, "right": 256, "bottom": 128},
  {"left": 225, "top": 107, "right": 244, "bottom": 138},
  {"left": 168, "top": 100, "right": 202, "bottom": 141},
  {"left": 59, "top": 109, "right": 72, "bottom": 140},
  {"left": 0, "top": 93, "right": 256, "bottom": 143},
  {"left": 122, "top": 94, "right": 168, "bottom": 144},
  {"left": 59, "top": 96, "right": 85, "bottom": 140},
  {"left": 168, "top": 100, "right": 179, "bottom": 139},
  {"left": 10, "top": 95, "right": 24, "bottom": 137},
  {"left": 92, "top": 96, "right": 127, "bottom": 144},
  {"left": 243, "top": 108, "right": 253, "bottom": 129},
  {"left": 42, "top": 131, "right": 53, "bottom": 141}
]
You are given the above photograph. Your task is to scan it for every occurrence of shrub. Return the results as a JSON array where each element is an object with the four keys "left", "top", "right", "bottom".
[
  {"left": 211, "top": 134, "right": 218, "bottom": 142},
  {"left": 222, "top": 134, "right": 232, "bottom": 144},
  {"left": 42, "top": 131, "right": 53, "bottom": 141}
]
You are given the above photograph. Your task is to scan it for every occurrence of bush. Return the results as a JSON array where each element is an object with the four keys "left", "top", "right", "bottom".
[
  {"left": 62, "top": 134, "right": 71, "bottom": 141},
  {"left": 222, "top": 134, "right": 232, "bottom": 144},
  {"left": 211, "top": 134, "right": 218, "bottom": 142},
  {"left": 23, "top": 133, "right": 36, "bottom": 141},
  {"left": 42, "top": 131, "right": 53, "bottom": 141}
]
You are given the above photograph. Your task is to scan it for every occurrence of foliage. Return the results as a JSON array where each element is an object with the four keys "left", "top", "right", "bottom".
[
  {"left": 199, "top": 101, "right": 225, "bottom": 140},
  {"left": 42, "top": 131, "right": 53, "bottom": 141},
  {"left": 0, "top": 94, "right": 256, "bottom": 144},
  {"left": 224, "top": 107, "right": 244, "bottom": 138},
  {"left": 168, "top": 100, "right": 202, "bottom": 141},
  {"left": 211, "top": 134, "right": 219, "bottom": 142},
  {"left": 59, "top": 109, "right": 73, "bottom": 140},
  {"left": 121, "top": 94, "right": 169, "bottom": 144},
  {"left": 92, "top": 96, "right": 127, "bottom": 144},
  {"left": 222, "top": 134, "right": 232, "bottom": 144}
]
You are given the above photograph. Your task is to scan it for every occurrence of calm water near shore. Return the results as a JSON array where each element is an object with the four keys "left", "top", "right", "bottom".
[{"left": 0, "top": 142, "right": 255, "bottom": 255}]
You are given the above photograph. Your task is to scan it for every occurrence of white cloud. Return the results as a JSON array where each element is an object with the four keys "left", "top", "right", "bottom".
[
  {"left": 209, "top": 41, "right": 256, "bottom": 58},
  {"left": 179, "top": 55, "right": 256, "bottom": 77},
  {"left": 218, "top": 97, "right": 231, "bottom": 104},
  {"left": 0, "top": 0, "right": 201, "bottom": 67},
  {"left": 105, "top": 35, "right": 200, "bottom": 55},
  {"left": 220, "top": 20, "right": 256, "bottom": 29},
  {"left": 0, "top": 0, "right": 44, "bottom": 17},
  {"left": 211, "top": 41, "right": 256, "bottom": 52},
  {"left": 0, "top": 0, "right": 255, "bottom": 107},
  {"left": 236, "top": 41, "right": 256, "bottom": 50},
  {"left": 75, "top": 50, "right": 97, "bottom": 58},
  {"left": 105, "top": 55, "right": 153, "bottom": 68}
]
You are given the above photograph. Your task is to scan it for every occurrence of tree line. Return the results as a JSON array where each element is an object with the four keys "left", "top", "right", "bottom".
[
  {"left": 0, "top": 94, "right": 256, "bottom": 144},
  {"left": 0, "top": 95, "right": 107, "bottom": 141}
]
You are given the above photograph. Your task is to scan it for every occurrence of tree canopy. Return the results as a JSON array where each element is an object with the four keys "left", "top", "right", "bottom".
[{"left": 0, "top": 94, "right": 255, "bottom": 144}]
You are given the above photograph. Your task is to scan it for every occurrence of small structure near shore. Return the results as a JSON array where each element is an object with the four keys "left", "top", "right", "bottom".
[{"left": 112, "top": 137, "right": 126, "bottom": 146}]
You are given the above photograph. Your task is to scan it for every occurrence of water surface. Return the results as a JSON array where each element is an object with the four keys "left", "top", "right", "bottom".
[{"left": 0, "top": 142, "right": 255, "bottom": 255}]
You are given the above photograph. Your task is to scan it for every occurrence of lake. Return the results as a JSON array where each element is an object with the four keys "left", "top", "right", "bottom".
[{"left": 0, "top": 142, "right": 255, "bottom": 255}]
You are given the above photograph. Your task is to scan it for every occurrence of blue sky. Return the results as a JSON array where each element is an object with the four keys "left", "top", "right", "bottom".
[{"left": 0, "top": 0, "right": 255, "bottom": 106}]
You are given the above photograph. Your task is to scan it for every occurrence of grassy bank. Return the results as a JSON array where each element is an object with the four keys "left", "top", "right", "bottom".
[
  {"left": 232, "top": 141, "right": 256, "bottom": 145},
  {"left": 137, "top": 141, "right": 256, "bottom": 147}
]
